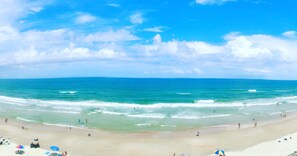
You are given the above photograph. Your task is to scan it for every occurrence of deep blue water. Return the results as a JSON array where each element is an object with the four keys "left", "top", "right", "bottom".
[{"left": 1, "top": 78, "right": 297, "bottom": 103}]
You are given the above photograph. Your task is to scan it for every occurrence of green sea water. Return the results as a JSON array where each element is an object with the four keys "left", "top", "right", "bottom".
[{"left": 0, "top": 78, "right": 297, "bottom": 132}]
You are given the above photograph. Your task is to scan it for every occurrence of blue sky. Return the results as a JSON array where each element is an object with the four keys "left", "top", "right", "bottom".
[{"left": 1, "top": 0, "right": 297, "bottom": 79}]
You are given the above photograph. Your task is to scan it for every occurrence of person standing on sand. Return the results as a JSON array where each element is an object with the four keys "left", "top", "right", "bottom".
[
  {"left": 238, "top": 123, "right": 241, "bottom": 129},
  {"left": 196, "top": 131, "right": 200, "bottom": 136},
  {"left": 5, "top": 118, "right": 7, "bottom": 123},
  {"left": 254, "top": 122, "right": 257, "bottom": 127}
]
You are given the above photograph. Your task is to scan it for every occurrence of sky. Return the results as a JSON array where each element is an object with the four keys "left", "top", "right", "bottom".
[{"left": 1, "top": 0, "right": 297, "bottom": 79}]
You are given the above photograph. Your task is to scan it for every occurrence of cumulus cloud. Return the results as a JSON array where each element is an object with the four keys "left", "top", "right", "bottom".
[
  {"left": 85, "top": 29, "right": 140, "bottom": 42},
  {"left": 195, "top": 0, "right": 236, "bottom": 5},
  {"left": 1, "top": 0, "right": 297, "bottom": 79},
  {"left": 153, "top": 34, "right": 162, "bottom": 44},
  {"left": 0, "top": 44, "right": 125, "bottom": 66},
  {"left": 106, "top": 3, "right": 120, "bottom": 7},
  {"left": 132, "top": 32, "right": 297, "bottom": 78},
  {"left": 138, "top": 34, "right": 224, "bottom": 58},
  {"left": 29, "top": 6, "right": 43, "bottom": 13},
  {"left": 226, "top": 35, "right": 271, "bottom": 59},
  {"left": 144, "top": 26, "right": 164, "bottom": 32},
  {"left": 130, "top": 13, "right": 143, "bottom": 24},
  {"left": 282, "top": 31, "right": 297, "bottom": 38},
  {"left": 75, "top": 13, "right": 96, "bottom": 24},
  {"left": 0, "top": 0, "right": 44, "bottom": 25}
]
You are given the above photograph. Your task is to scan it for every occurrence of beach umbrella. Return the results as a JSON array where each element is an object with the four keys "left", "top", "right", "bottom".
[
  {"left": 50, "top": 146, "right": 60, "bottom": 151},
  {"left": 16, "top": 145, "right": 24, "bottom": 149},
  {"left": 215, "top": 149, "right": 225, "bottom": 155}
]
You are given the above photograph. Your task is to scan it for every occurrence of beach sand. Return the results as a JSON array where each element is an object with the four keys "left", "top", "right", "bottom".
[
  {"left": 227, "top": 132, "right": 297, "bottom": 156},
  {"left": 1, "top": 115, "right": 297, "bottom": 156},
  {"left": 0, "top": 142, "right": 48, "bottom": 156}
]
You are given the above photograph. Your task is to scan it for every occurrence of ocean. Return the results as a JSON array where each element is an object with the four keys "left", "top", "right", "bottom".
[{"left": 0, "top": 78, "right": 296, "bottom": 132}]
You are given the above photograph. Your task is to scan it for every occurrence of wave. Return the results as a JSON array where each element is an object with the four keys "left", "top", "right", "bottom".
[
  {"left": 59, "top": 91, "right": 77, "bottom": 94},
  {"left": 1, "top": 95, "right": 297, "bottom": 111},
  {"left": 42, "top": 122, "right": 83, "bottom": 129},
  {"left": 16, "top": 117, "right": 39, "bottom": 123},
  {"left": 126, "top": 114, "right": 166, "bottom": 119},
  {"left": 177, "top": 92, "right": 192, "bottom": 95},
  {"left": 248, "top": 89, "right": 257, "bottom": 93},
  {"left": 160, "top": 125, "right": 176, "bottom": 127},
  {"left": 194, "top": 100, "right": 215, "bottom": 104},
  {"left": 99, "top": 110, "right": 124, "bottom": 115},
  {"left": 88, "top": 109, "right": 165, "bottom": 119},
  {"left": 270, "top": 112, "right": 282, "bottom": 115},
  {"left": 13, "top": 107, "right": 81, "bottom": 114},
  {"left": 172, "top": 114, "right": 231, "bottom": 120}
]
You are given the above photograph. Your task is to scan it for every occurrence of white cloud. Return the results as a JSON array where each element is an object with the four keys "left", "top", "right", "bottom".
[
  {"left": 195, "top": 0, "right": 235, "bottom": 5},
  {"left": 75, "top": 13, "right": 96, "bottom": 24},
  {"left": 0, "top": 25, "right": 19, "bottom": 42},
  {"left": 243, "top": 68, "right": 271, "bottom": 74},
  {"left": 144, "top": 26, "right": 164, "bottom": 32},
  {"left": 282, "top": 31, "right": 297, "bottom": 38},
  {"left": 85, "top": 29, "right": 140, "bottom": 42},
  {"left": 130, "top": 13, "right": 143, "bottom": 24},
  {"left": 30, "top": 7, "right": 43, "bottom": 13},
  {"left": 226, "top": 35, "right": 271, "bottom": 59},
  {"left": 106, "top": 3, "right": 120, "bottom": 7},
  {"left": 139, "top": 34, "right": 224, "bottom": 58},
  {"left": 0, "top": 44, "right": 125, "bottom": 66},
  {"left": 186, "top": 41, "right": 224, "bottom": 55},
  {"left": 153, "top": 34, "right": 162, "bottom": 44},
  {"left": 0, "top": 0, "right": 44, "bottom": 25}
]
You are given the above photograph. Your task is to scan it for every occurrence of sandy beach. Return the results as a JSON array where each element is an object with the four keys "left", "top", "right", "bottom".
[{"left": 0, "top": 114, "right": 297, "bottom": 156}]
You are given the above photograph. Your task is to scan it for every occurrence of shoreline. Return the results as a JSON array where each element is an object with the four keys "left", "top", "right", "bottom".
[{"left": 1, "top": 113, "right": 297, "bottom": 155}]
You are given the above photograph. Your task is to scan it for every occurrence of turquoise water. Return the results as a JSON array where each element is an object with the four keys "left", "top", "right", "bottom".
[{"left": 0, "top": 78, "right": 297, "bottom": 132}]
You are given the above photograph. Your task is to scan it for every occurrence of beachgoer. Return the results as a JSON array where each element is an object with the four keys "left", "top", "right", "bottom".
[
  {"left": 196, "top": 131, "right": 200, "bottom": 136},
  {"left": 88, "top": 133, "right": 91, "bottom": 137},
  {"left": 238, "top": 123, "right": 241, "bottom": 129},
  {"left": 22, "top": 126, "right": 25, "bottom": 130},
  {"left": 78, "top": 119, "right": 81, "bottom": 124},
  {"left": 5, "top": 118, "right": 7, "bottom": 123},
  {"left": 69, "top": 127, "right": 72, "bottom": 130},
  {"left": 254, "top": 122, "right": 257, "bottom": 127}
]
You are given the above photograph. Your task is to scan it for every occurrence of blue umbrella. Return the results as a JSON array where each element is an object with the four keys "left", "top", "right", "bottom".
[
  {"left": 215, "top": 149, "right": 225, "bottom": 155},
  {"left": 50, "top": 146, "right": 60, "bottom": 151}
]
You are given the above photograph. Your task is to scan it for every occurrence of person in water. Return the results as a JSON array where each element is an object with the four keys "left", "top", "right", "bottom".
[{"left": 196, "top": 131, "right": 200, "bottom": 136}]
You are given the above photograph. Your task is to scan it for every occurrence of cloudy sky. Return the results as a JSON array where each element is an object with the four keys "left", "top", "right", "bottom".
[{"left": 1, "top": 0, "right": 297, "bottom": 79}]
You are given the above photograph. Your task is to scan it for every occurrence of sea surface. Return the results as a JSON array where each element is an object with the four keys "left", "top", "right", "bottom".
[{"left": 0, "top": 78, "right": 297, "bottom": 132}]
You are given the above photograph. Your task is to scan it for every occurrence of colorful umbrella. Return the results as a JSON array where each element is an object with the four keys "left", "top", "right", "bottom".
[
  {"left": 215, "top": 149, "right": 225, "bottom": 155},
  {"left": 16, "top": 145, "right": 24, "bottom": 149},
  {"left": 50, "top": 146, "right": 60, "bottom": 151}
]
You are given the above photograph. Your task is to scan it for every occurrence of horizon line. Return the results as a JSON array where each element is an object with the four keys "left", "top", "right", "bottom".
[{"left": 0, "top": 76, "right": 296, "bottom": 81}]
